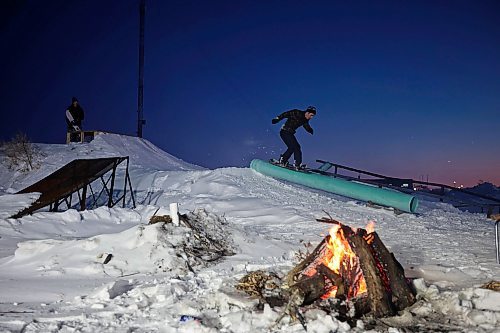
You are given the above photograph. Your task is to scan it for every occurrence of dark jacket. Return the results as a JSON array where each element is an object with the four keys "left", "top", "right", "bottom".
[
  {"left": 275, "top": 109, "right": 313, "bottom": 134},
  {"left": 66, "top": 104, "right": 85, "bottom": 130}
]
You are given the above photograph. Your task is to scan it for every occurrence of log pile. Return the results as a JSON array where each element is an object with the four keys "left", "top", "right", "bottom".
[{"left": 237, "top": 217, "right": 416, "bottom": 325}]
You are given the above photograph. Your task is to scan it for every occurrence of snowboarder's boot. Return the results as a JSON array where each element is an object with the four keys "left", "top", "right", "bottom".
[
  {"left": 293, "top": 163, "right": 306, "bottom": 171},
  {"left": 278, "top": 156, "right": 288, "bottom": 167}
]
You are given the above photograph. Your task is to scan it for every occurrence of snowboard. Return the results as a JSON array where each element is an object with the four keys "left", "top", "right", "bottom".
[
  {"left": 268, "top": 159, "right": 312, "bottom": 173},
  {"left": 66, "top": 110, "right": 81, "bottom": 131}
]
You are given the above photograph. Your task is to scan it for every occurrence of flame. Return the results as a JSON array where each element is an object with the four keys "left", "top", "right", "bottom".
[
  {"left": 321, "top": 224, "right": 369, "bottom": 299},
  {"left": 302, "top": 222, "right": 377, "bottom": 299},
  {"left": 366, "top": 221, "right": 376, "bottom": 234}
]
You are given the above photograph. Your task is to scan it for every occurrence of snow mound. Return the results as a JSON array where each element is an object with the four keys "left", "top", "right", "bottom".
[
  {"left": 91, "top": 133, "right": 204, "bottom": 172},
  {"left": 0, "top": 133, "right": 203, "bottom": 192},
  {"left": 468, "top": 182, "right": 500, "bottom": 199},
  {"left": 1, "top": 209, "right": 236, "bottom": 279},
  {"left": 391, "top": 279, "right": 500, "bottom": 329}
]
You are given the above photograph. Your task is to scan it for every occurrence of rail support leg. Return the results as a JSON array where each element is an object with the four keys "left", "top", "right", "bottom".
[{"left": 496, "top": 221, "right": 500, "bottom": 264}]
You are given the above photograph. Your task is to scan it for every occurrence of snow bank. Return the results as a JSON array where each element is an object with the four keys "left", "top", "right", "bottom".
[
  {"left": 1, "top": 133, "right": 202, "bottom": 192},
  {"left": 383, "top": 279, "right": 500, "bottom": 330},
  {"left": 92, "top": 133, "right": 204, "bottom": 172},
  {"left": 1, "top": 209, "right": 236, "bottom": 279}
]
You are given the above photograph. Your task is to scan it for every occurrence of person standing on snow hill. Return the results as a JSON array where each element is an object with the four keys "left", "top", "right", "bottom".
[
  {"left": 271, "top": 106, "right": 316, "bottom": 170},
  {"left": 65, "top": 97, "right": 85, "bottom": 142}
]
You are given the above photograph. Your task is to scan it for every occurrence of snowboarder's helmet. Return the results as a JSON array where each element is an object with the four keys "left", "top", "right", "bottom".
[
  {"left": 306, "top": 106, "right": 316, "bottom": 114},
  {"left": 72, "top": 97, "right": 78, "bottom": 103}
]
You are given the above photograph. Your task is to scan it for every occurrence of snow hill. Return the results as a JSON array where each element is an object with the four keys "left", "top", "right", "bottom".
[
  {"left": 441, "top": 182, "right": 500, "bottom": 214},
  {"left": 0, "top": 134, "right": 499, "bottom": 332},
  {"left": 466, "top": 182, "right": 500, "bottom": 200}
]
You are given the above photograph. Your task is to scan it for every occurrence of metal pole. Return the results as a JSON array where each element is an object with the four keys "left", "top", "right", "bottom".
[
  {"left": 80, "top": 184, "right": 87, "bottom": 211},
  {"left": 496, "top": 220, "right": 500, "bottom": 264},
  {"left": 108, "top": 162, "right": 117, "bottom": 207},
  {"left": 137, "top": 0, "right": 146, "bottom": 138},
  {"left": 122, "top": 158, "right": 128, "bottom": 208}
]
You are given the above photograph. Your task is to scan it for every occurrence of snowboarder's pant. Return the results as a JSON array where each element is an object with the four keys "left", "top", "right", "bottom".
[{"left": 280, "top": 130, "right": 302, "bottom": 165}]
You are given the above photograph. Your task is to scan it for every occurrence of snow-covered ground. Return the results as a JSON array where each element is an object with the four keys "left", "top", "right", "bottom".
[{"left": 0, "top": 133, "right": 499, "bottom": 332}]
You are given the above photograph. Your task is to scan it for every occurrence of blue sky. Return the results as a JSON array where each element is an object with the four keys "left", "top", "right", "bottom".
[{"left": 1, "top": 0, "right": 499, "bottom": 186}]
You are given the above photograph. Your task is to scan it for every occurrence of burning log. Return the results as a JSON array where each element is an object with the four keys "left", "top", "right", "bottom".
[
  {"left": 340, "top": 225, "right": 395, "bottom": 317},
  {"left": 283, "top": 238, "right": 346, "bottom": 304},
  {"left": 316, "top": 264, "right": 345, "bottom": 298},
  {"left": 284, "top": 238, "right": 328, "bottom": 287},
  {"left": 362, "top": 230, "right": 416, "bottom": 310},
  {"left": 288, "top": 273, "right": 326, "bottom": 305}
]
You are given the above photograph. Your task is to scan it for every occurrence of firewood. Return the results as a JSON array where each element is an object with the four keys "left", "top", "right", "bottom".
[
  {"left": 351, "top": 294, "right": 371, "bottom": 317},
  {"left": 365, "top": 232, "right": 416, "bottom": 310},
  {"left": 236, "top": 270, "right": 286, "bottom": 307},
  {"left": 316, "top": 217, "right": 343, "bottom": 225},
  {"left": 480, "top": 280, "right": 500, "bottom": 291},
  {"left": 288, "top": 273, "right": 326, "bottom": 305},
  {"left": 316, "top": 264, "right": 345, "bottom": 299},
  {"left": 284, "top": 237, "right": 328, "bottom": 287},
  {"left": 342, "top": 225, "right": 396, "bottom": 317},
  {"left": 285, "top": 263, "right": 347, "bottom": 307},
  {"left": 148, "top": 215, "right": 172, "bottom": 224}
]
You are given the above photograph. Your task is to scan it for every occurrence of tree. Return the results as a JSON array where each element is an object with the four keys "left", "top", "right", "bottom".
[{"left": 1, "top": 132, "right": 44, "bottom": 172}]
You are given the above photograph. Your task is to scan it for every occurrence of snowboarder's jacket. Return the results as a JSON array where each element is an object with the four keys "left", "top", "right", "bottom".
[
  {"left": 275, "top": 109, "right": 313, "bottom": 135},
  {"left": 66, "top": 104, "right": 85, "bottom": 131}
]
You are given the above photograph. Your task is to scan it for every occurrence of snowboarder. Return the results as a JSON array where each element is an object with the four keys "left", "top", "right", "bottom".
[
  {"left": 66, "top": 97, "right": 85, "bottom": 142},
  {"left": 271, "top": 106, "right": 316, "bottom": 170}
]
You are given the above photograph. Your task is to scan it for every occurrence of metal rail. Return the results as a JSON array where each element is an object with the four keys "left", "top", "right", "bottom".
[{"left": 316, "top": 159, "right": 500, "bottom": 211}]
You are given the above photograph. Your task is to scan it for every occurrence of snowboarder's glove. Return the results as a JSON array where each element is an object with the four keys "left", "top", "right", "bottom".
[
  {"left": 271, "top": 117, "right": 280, "bottom": 124},
  {"left": 307, "top": 128, "right": 314, "bottom": 135}
]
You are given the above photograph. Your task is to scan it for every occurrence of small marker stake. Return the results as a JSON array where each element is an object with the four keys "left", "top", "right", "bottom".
[{"left": 170, "top": 202, "right": 180, "bottom": 226}]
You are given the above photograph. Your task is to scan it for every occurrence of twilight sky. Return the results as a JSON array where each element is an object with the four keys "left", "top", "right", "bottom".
[{"left": 1, "top": 0, "right": 499, "bottom": 186}]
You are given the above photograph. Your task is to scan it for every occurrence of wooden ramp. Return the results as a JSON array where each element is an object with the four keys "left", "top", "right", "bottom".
[
  {"left": 66, "top": 130, "right": 105, "bottom": 144},
  {"left": 12, "top": 157, "right": 135, "bottom": 218}
]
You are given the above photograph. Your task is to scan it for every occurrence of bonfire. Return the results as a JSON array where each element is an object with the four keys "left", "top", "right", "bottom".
[{"left": 237, "top": 217, "right": 416, "bottom": 328}]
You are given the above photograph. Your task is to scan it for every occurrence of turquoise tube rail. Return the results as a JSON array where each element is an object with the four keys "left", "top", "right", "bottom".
[{"left": 250, "top": 159, "right": 418, "bottom": 213}]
